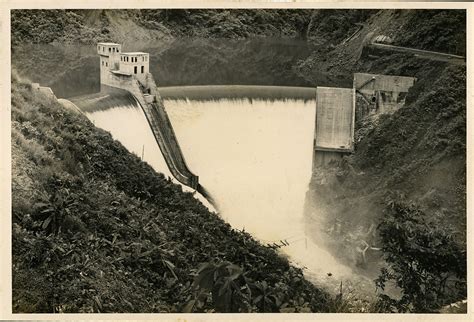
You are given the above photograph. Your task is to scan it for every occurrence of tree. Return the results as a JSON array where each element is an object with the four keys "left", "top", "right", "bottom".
[{"left": 375, "top": 199, "right": 466, "bottom": 312}]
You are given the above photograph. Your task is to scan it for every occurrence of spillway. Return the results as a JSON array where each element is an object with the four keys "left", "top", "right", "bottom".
[
  {"left": 72, "top": 86, "right": 365, "bottom": 293},
  {"left": 163, "top": 96, "right": 359, "bottom": 290}
]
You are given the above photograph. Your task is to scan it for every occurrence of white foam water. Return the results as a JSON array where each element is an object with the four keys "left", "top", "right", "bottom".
[
  {"left": 84, "top": 95, "right": 365, "bottom": 293},
  {"left": 164, "top": 98, "right": 358, "bottom": 290}
]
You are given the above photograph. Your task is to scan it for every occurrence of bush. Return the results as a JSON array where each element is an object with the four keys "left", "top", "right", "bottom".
[{"left": 376, "top": 199, "right": 466, "bottom": 312}]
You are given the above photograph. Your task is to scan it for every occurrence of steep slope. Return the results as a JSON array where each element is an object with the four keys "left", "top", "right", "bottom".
[
  {"left": 296, "top": 9, "right": 466, "bottom": 87},
  {"left": 303, "top": 10, "right": 466, "bottom": 313},
  {"left": 10, "top": 9, "right": 311, "bottom": 46}
]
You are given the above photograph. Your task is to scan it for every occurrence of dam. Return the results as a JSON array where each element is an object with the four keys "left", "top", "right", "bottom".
[
  {"left": 58, "top": 43, "right": 355, "bottom": 285},
  {"left": 69, "top": 42, "right": 361, "bottom": 210},
  {"left": 69, "top": 84, "right": 362, "bottom": 290},
  {"left": 59, "top": 42, "right": 414, "bottom": 292}
]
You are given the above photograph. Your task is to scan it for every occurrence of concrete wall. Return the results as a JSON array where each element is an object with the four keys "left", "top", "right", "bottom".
[
  {"left": 354, "top": 73, "right": 415, "bottom": 115},
  {"left": 315, "top": 87, "right": 355, "bottom": 152},
  {"left": 119, "top": 54, "right": 149, "bottom": 85},
  {"left": 101, "top": 70, "right": 133, "bottom": 92},
  {"left": 98, "top": 43, "right": 122, "bottom": 85},
  {"left": 100, "top": 71, "right": 199, "bottom": 189},
  {"left": 32, "top": 83, "right": 57, "bottom": 100},
  {"left": 354, "top": 73, "right": 416, "bottom": 93},
  {"left": 312, "top": 150, "right": 345, "bottom": 168}
]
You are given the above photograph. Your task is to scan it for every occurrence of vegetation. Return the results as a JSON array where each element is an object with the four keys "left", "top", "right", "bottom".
[
  {"left": 11, "top": 10, "right": 102, "bottom": 46},
  {"left": 10, "top": 8, "right": 467, "bottom": 314},
  {"left": 375, "top": 199, "right": 466, "bottom": 313},
  {"left": 137, "top": 9, "right": 312, "bottom": 39},
  {"left": 393, "top": 10, "right": 466, "bottom": 56},
  {"left": 11, "top": 9, "right": 313, "bottom": 46},
  {"left": 307, "top": 61, "right": 466, "bottom": 312},
  {"left": 305, "top": 10, "right": 376, "bottom": 46},
  {"left": 12, "top": 9, "right": 465, "bottom": 56},
  {"left": 11, "top": 77, "right": 330, "bottom": 313},
  {"left": 355, "top": 64, "right": 466, "bottom": 170}
]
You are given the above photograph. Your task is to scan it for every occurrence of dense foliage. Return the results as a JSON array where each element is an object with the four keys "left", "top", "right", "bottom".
[
  {"left": 355, "top": 64, "right": 466, "bottom": 170},
  {"left": 393, "top": 10, "right": 466, "bottom": 55},
  {"left": 11, "top": 78, "right": 330, "bottom": 313},
  {"left": 11, "top": 9, "right": 313, "bottom": 46},
  {"left": 306, "top": 10, "right": 376, "bottom": 45},
  {"left": 11, "top": 10, "right": 101, "bottom": 46},
  {"left": 375, "top": 199, "right": 466, "bottom": 312},
  {"left": 137, "top": 9, "right": 312, "bottom": 38},
  {"left": 12, "top": 9, "right": 466, "bottom": 57}
]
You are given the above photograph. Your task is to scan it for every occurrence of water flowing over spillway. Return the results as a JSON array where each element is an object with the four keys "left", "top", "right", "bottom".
[
  {"left": 79, "top": 88, "right": 361, "bottom": 292},
  {"left": 164, "top": 98, "right": 355, "bottom": 287}
]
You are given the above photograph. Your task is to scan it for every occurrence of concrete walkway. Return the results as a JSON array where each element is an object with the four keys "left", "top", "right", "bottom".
[{"left": 369, "top": 43, "right": 466, "bottom": 65}]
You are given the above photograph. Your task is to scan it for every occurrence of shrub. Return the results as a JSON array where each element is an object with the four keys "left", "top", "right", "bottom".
[{"left": 375, "top": 199, "right": 466, "bottom": 312}]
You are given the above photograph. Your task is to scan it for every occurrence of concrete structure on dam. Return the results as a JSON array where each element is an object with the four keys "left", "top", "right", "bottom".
[
  {"left": 96, "top": 42, "right": 200, "bottom": 192},
  {"left": 312, "top": 73, "right": 415, "bottom": 169},
  {"left": 313, "top": 87, "right": 355, "bottom": 168},
  {"left": 354, "top": 73, "right": 416, "bottom": 116}
]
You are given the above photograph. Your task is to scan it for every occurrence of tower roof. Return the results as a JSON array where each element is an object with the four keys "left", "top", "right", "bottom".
[
  {"left": 121, "top": 52, "right": 149, "bottom": 56},
  {"left": 98, "top": 42, "right": 121, "bottom": 46}
]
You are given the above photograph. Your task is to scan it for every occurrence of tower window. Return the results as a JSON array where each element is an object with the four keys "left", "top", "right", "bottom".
[
  {"left": 106, "top": 62, "right": 108, "bottom": 67},
  {"left": 134, "top": 66, "right": 137, "bottom": 74},
  {"left": 127, "top": 57, "right": 129, "bottom": 62},
  {"left": 141, "top": 66, "right": 144, "bottom": 73},
  {"left": 109, "top": 48, "right": 111, "bottom": 53},
  {"left": 113, "top": 48, "right": 115, "bottom": 53}
]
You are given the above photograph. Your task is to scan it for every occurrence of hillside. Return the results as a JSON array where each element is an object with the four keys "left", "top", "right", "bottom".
[
  {"left": 11, "top": 76, "right": 331, "bottom": 313},
  {"left": 302, "top": 10, "right": 466, "bottom": 313},
  {"left": 295, "top": 9, "right": 466, "bottom": 87},
  {"left": 10, "top": 9, "right": 313, "bottom": 46}
]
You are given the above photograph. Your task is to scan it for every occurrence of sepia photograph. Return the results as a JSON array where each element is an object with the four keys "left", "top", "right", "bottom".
[{"left": 1, "top": 0, "right": 471, "bottom": 319}]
